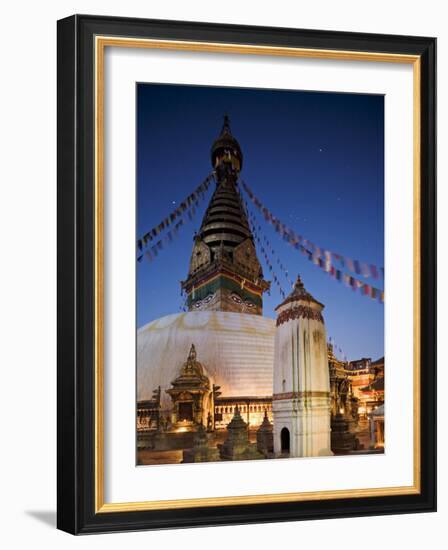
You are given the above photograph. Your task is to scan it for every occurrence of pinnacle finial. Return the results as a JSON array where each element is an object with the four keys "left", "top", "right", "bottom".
[
  {"left": 181, "top": 343, "right": 205, "bottom": 377},
  {"left": 294, "top": 274, "right": 304, "bottom": 290},
  {"left": 188, "top": 343, "right": 197, "bottom": 362},
  {"left": 222, "top": 113, "right": 231, "bottom": 134}
]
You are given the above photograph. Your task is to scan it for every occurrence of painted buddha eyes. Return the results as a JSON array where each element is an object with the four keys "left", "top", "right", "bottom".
[
  {"left": 231, "top": 293, "right": 243, "bottom": 304},
  {"left": 193, "top": 293, "right": 215, "bottom": 308},
  {"left": 193, "top": 292, "right": 255, "bottom": 309},
  {"left": 230, "top": 292, "right": 255, "bottom": 308}
]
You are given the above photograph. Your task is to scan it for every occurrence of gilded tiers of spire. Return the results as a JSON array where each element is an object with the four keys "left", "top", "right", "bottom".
[
  {"left": 199, "top": 116, "right": 251, "bottom": 252},
  {"left": 181, "top": 116, "right": 269, "bottom": 315},
  {"left": 198, "top": 178, "right": 252, "bottom": 252}
]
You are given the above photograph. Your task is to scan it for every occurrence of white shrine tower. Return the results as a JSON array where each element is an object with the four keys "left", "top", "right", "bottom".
[{"left": 272, "top": 276, "right": 332, "bottom": 457}]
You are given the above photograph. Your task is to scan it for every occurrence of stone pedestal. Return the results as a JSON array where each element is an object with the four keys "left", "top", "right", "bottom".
[
  {"left": 330, "top": 413, "right": 362, "bottom": 454},
  {"left": 182, "top": 425, "right": 220, "bottom": 463}
]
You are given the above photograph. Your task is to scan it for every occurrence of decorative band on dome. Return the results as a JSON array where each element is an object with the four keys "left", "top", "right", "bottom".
[{"left": 276, "top": 305, "right": 324, "bottom": 326}]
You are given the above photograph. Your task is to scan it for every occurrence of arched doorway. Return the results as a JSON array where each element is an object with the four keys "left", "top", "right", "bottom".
[{"left": 280, "top": 427, "right": 290, "bottom": 454}]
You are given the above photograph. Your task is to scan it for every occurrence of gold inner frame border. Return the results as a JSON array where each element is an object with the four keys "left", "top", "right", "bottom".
[{"left": 94, "top": 36, "right": 421, "bottom": 513}]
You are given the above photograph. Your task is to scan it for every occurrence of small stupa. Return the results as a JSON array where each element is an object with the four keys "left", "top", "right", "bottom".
[
  {"left": 218, "top": 406, "right": 262, "bottom": 461},
  {"left": 256, "top": 410, "right": 274, "bottom": 457}
]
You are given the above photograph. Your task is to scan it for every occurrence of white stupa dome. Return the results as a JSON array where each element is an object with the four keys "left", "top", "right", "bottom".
[{"left": 137, "top": 311, "right": 276, "bottom": 408}]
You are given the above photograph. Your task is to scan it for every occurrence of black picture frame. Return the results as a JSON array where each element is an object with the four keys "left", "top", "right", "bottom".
[{"left": 57, "top": 14, "right": 436, "bottom": 534}]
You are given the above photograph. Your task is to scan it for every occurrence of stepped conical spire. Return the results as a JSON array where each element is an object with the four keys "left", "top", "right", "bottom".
[
  {"left": 181, "top": 117, "right": 270, "bottom": 314},
  {"left": 198, "top": 167, "right": 252, "bottom": 251}
]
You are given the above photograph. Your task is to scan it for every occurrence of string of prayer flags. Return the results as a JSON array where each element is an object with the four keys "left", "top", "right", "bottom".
[
  {"left": 247, "top": 207, "right": 294, "bottom": 290},
  {"left": 137, "top": 173, "right": 214, "bottom": 251},
  {"left": 317, "top": 249, "right": 384, "bottom": 303},
  {"left": 241, "top": 179, "right": 384, "bottom": 281},
  {"left": 248, "top": 211, "right": 286, "bottom": 299},
  {"left": 245, "top": 199, "right": 384, "bottom": 304},
  {"left": 138, "top": 193, "right": 204, "bottom": 264}
]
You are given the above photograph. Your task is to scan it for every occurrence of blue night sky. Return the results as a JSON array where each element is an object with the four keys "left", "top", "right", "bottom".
[{"left": 136, "top": 83, "right": 384, "bottom": 362}]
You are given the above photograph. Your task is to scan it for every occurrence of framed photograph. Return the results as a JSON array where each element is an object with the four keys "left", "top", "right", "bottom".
[{"left": 57, "top": 15, "right": 436, "bottom": 534}]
